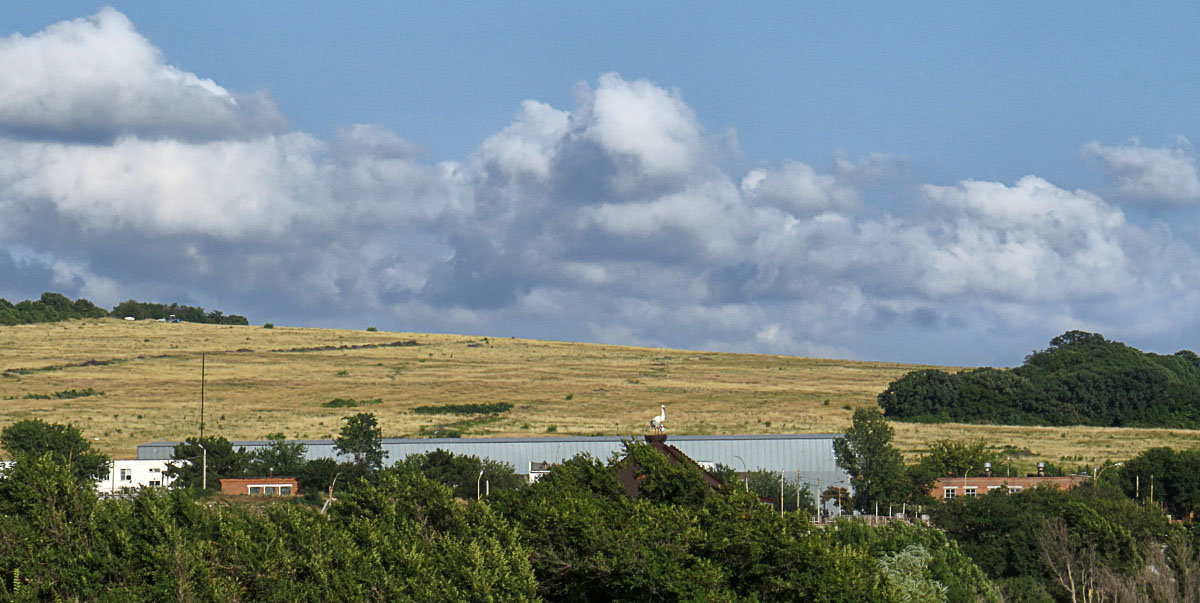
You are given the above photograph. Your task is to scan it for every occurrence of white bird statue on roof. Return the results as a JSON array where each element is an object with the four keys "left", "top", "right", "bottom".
[{"left": 650, "top": 404, "right": 666, "bottom": 434}]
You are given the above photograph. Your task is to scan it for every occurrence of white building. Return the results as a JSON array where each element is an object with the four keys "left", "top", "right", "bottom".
[{"left": 96, "top": 459, "right": 180, "bottom": 493}]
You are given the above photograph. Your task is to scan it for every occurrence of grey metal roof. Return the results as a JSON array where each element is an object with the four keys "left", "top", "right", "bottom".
[{"left": 137, "top": 433, "right": 849, "bottom": 487}]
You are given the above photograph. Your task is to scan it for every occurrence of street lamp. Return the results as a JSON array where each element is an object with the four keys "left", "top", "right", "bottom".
[
  {"left": 197, "top": 443, "right": 207, "bottom": 491},
  {"left": 477, "top": 469, "right": 485, "bottom": 501},
  {"left": 1094, "top": 462, "right": 1124, "bottom": 482},
  {"left": 734, "top": 455, "right": 748, "bottom": 492}
]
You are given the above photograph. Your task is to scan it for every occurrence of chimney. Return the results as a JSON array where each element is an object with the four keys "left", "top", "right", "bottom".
[
  {"left": 1037, "top": 462, "right": 1045, "bottom": 477},
  {"left": 984, "top": 462, "right": 992, "bottom": 477}
]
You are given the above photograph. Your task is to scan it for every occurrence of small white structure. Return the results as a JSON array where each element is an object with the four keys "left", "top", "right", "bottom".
[{"left": 96, "top": 459, "right": 180, "bottom": 493}]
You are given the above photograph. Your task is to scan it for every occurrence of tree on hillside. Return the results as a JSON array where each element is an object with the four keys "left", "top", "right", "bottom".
[
  {"left": 335, "top": 413, "right": 387, "bottom": 472},
  {"left": 834, "top": 408, "right": 908, "bottom": 512},
  {"left": 0, "top": 419, "right": 110, "bottom": 482}
]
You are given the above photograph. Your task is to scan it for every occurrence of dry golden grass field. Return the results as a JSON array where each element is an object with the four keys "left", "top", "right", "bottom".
[{"left": 2, "top": 319, "right": 1198, "bottom": 469}]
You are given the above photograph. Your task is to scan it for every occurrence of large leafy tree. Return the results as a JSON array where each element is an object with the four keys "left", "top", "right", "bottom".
[
  {"left": 397, "top": 448, "right": 523, "bottom": 500},
  {"left": 834, "top": 407, "right": 908, "bottom": 512},
  {"left": 1117, "top": 446, "right": 1200, "bottom": 519},
  {"left": 168, "top": 436, "right": 251, "bottom": 489},
  {"left": 0, "top": 419, "right": 109, "bottom": 482},
  {"left": 247, "top": 433, "right": 308, "bottom": 476},
  {"left": 334, "top": 413, "right": 387, "bottom": 472}
]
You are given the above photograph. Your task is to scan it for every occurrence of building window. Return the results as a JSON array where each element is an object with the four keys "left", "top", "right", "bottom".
[
  {"left": 280, "top": 486, "right": 292, "bottom": 495},
  {"left": 120, "top": 468, "right": 132, "bottom": 481},
  {"left": 248, "top": 486, "right": 262, "bottom": 494},
  {"left": 988, "top": 486, "right": 1003, "bottom": 492},
  {"left": 964, "top": 487, "right": 977, "bottom": 498},
  {"left": 943, "top": 487, "right": 956, "bottom": 499},
  {"left": 149, "top": 480, "right": 161, "bottom": 487},
  {"left": 1009, "top": 486, "right": 1023, "bottom": 494},
  {"left": 264, "top": 486, "right": 278, "bottom": 495}
]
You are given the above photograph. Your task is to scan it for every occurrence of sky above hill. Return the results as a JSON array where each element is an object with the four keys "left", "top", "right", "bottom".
[{"left": 3, "top": 4, "right": 1200, "bottom": 366}]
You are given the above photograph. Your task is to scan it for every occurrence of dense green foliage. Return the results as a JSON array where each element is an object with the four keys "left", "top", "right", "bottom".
[
  {"left": 0, "top": 420, "right": 1000, "bottom": 600},
  {"left": 0, "top": 292, "right": 108, "bottom": 326},
  {"left": 0, "top": 291, "right": 248, "bottom": 326},
  {"left": 0, "top": 419, "right": 110, "bottom": 483},
  {"left": 396, "top": 448, "right": 525, "bottom": 500},
  {"left": 1117, "top": 446, "right": 1200, "bottom": 520},
  {"left": 930, "top": 483, "right": 1198, "bottom": 601},
  {"left": 879, "top": 330, "right": 1200, "bottom": 428}
]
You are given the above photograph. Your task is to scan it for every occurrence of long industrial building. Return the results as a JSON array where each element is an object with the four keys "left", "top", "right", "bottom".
[{"left": 138, "top": 433, "right": 849, "bottom": 487}]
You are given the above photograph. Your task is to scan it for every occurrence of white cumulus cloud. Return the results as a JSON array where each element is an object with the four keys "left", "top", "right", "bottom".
[
  {"left": 1084, "top": 139, "right": 1200, "bottom": 205},
  {"left": 0, "top": 8, "right": 284, "bottom": 142}
]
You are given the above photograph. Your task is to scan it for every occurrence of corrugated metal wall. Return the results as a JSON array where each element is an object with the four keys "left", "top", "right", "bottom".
[{"left": 137, "top": 434, "right": 848, "bottom": 486}]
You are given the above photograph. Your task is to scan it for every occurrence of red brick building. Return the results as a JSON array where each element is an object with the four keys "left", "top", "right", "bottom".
[
  {"left": 931, "top": 475, "right": 1087, "bottom": 501},
  {"left": 219, "top": 477, "right": 300, "bottom": 496}
]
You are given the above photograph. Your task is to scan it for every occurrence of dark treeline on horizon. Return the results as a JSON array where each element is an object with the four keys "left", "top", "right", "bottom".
[
  {"left": 880, "top": 330, "right": 1200, "bottom": 429},
  {"left": 0, "top": 292, "right": 248, "bottom": 326}
]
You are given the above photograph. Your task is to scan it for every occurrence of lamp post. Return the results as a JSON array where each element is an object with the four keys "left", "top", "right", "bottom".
[
  {"left": 734, "top": 455, "right": 748, "bottom": 492},
  {"left": 197, "top": 443, "right": 207, "bottom": 491},
  {"left": 1094, "top": 462, "right": 1124, "bottom": 482},
  {"left": 477, "top": 469, "right": 485, "bottom": 501},
  {"left": 780, "top": 472, "right": 785, "bottom": 517}
]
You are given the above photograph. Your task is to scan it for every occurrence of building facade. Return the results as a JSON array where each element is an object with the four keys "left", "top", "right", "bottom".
[
  {"left": 930, "top": 475, "right": 1088, "bottom": 501},
  {"left": 219, "top": 477, "right": 300, "bottom": 496},
  {"left": 96, "top": 459, "right": 179, "bottom": 493}
]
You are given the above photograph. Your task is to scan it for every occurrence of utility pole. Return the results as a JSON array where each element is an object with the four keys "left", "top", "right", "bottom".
[
  {"left": 199, "top": 353, "right": 206, "bottom": 441},
  {"left": 780, "top": 472, "right": 785, "bottom": 518}
]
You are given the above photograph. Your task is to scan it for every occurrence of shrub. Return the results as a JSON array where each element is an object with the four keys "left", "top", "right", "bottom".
[
  {"left": 263, "top": 323, "right": 274, "bottom": 329},
  {"left": 412, "top": 402, "right": 513, "bottom": 416}
]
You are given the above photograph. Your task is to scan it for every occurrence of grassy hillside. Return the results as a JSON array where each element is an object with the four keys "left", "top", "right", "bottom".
[{"left": 2, "top": 319, "right": 1196, "bottom": 467}]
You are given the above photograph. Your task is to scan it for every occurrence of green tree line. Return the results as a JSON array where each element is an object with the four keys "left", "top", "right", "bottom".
[
  {"left": 878, "top": 330, "right": 1200, "bottom": 428},
  {"left": 0, "top": 415, "right": 1000, "bottom": 601},
  {"left": 0, "top": 292, "right": 249, "bottom": 326}
]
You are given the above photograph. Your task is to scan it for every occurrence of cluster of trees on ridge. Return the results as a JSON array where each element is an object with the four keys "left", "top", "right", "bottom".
[
  {"left": 6, "top": 411, "right": 1200, "bottom": 600},
  {"left": 0, "top": 292, "right": 249, "bottom": 326},
  {"left": 878, "top": 330, "right": 1200, "bottom": 428}
]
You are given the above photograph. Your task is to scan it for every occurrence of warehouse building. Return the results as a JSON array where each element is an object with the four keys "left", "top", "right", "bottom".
[{"left": 138, "top": 433, "right": 848, "bottom": 489}]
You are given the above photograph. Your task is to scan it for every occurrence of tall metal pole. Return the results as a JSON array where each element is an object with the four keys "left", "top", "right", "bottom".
[
  {"left": 200, "top": 353, "right": 206, "bottom": 441},
  {"left": 477, "top": 470, "right": 484, "bottom": 501}
]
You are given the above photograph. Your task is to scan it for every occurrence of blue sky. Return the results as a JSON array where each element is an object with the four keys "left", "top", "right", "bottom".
[{"left": 3, "top": 4, "right": 1200, "bottom": 366}]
